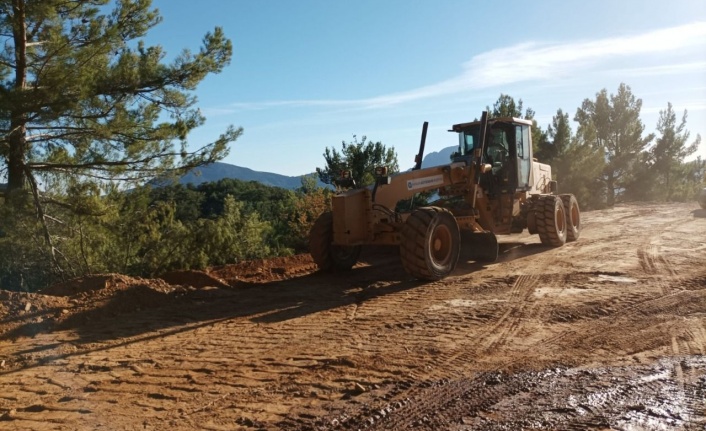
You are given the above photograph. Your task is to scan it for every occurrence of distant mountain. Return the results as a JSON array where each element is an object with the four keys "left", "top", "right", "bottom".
[
  {"left": 176, "top": 146, "right": 459, "bottom": 190},
  {"left": 420, "top": 146, "right": 456, "bottom": 168},
  {"left": 3, "top": 148, "right": 461, "bottom": 195},
  {"left": 179, "top": 162, "right": 323, "bottom": 190}
]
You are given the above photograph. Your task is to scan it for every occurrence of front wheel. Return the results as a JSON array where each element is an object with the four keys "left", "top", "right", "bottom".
[
  {"left": 400, "top": 207, "right": 460, "bottom": 281},
  {"left": 309, "top": 212, "right": 361, "bottom": 271}
]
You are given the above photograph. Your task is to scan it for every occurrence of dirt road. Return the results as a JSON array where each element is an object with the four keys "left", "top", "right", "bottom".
[{"left": 1, "top": 202, "right": 705, "bottom": 430}]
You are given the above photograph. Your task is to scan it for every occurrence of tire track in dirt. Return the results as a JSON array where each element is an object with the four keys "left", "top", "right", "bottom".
[
  {"left": 53, "top": 273, "right": 487, "bottom": 426},
  {"left": 12, "top": 280, "right": 386, "bottom": 426},
  {"left": 477, "top": 274, "right": 538, "bottom": 352},
  {"left": 638, "top": 233, "right": 676, "bottom": 296},
  {"left": 428, "top": 360, "right": 701, "bottom": 431},
  {"left": 67, "top": 206, "right": 700, "bottom": 430},
  {"left": 399, "top": 275, "right": 535, "bottom": 377},
  {"left": 635, "top": 214, "right": 706, "bottom": 404},
  {"left": 318, "top": 357, "right": 706, "bottom": 431},
  {"left": 678, "top": 355, "right": 706, "bottom": 429},
  {"left": 544, "top": 213, "right": 705, "bottom": 358},
  {"left": 637, "top": 214, "right": 703, "bottom": 290},
  {"left": 317, "top": 240, "right": 623, "bottom": 429},
  {"left": 238, "top": 274, "right": 515, "bottom": 427},
  {"left": 313, "top": 210, "right": 706, "bottom": 430},
  {"left": 0, "top": 293, "right": 338, "bottom": 427},
  {"left": 540, "top": 283, "right": 706, "bottom": 365},
  {"left": 312, "top": 273, "right": 572, "bottom": 430}
]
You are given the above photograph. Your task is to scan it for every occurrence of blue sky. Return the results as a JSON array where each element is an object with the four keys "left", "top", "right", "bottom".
[{"left": 149, "top": 0, "right": 706, "bottom": 176}]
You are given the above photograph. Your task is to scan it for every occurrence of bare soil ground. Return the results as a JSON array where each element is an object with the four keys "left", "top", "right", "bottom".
[{"left": 1, "top": 202, "right": 705, "bottom": 430}]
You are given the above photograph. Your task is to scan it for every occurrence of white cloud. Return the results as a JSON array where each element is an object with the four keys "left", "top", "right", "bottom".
[
  {"left": 218, "top": 21, "right": 706, "bottom": 113},
  {"left": 602, "top": 62, "right": 706, "bottom": 78},
  {"left": 641, "top": 100, "right": 706, "bottom": 115}
]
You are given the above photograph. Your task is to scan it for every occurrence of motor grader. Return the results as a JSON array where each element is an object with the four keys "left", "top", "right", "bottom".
[{"left": 309, "top": 111, "right": 581, "bottom": 281}]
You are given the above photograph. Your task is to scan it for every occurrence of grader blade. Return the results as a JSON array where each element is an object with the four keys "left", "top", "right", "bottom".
[{"left": 461, "top": 231, "right": 499, "bottom": 263}]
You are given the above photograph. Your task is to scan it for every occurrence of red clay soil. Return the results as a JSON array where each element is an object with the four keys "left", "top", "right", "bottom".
[
  {"left": 0, "top": 202, "right": 705, "bottom": 430},
  {"left": 208, "top": 253, "right": 318, "bottom": 285}
]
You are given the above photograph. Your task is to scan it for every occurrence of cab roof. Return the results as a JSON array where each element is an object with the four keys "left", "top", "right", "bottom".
[{"left": 450, "top": 117, "right": 533, "bottom": 132}]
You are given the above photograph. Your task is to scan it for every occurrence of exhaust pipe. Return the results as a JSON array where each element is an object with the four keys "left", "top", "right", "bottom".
[{"left": 413, "top": 121, "right": 429, "bottom": 170}]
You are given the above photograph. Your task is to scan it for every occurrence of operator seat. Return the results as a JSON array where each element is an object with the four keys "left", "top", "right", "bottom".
[{"left": 483, "top": 130, "right": 511, "bottom": 193}]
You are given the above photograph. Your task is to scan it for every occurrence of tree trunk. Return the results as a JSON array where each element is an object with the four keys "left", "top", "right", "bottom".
[
  {"left": 665, "top": 171, "right": 672, "bottom": 201},
  {"left": 7, "top": 122, "right": 27, "bottom": 192},
  {"left": 8, "top": 0, "right": 28, "bottom": 193},
  {"left": 606, "top": 175, "right": 615, "bottom": 207}
]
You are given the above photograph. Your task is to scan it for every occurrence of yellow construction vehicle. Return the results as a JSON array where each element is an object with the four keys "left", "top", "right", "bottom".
[{"left": 309, "top": 111, "right": 581, "bottom": 280}]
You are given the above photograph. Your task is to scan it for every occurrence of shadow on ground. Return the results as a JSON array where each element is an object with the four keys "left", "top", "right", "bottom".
[
  {"left": 0, "top": 238, "right": 556, "bottom": 374},
  {"left": 692, "top": 208, "right": 706, "bottom": 218}
]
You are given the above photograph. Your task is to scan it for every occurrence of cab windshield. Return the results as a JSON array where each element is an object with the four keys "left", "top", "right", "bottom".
[
  {"left": 456, "top": 121, "right": 532, "bottom": 191},
  {"left": 457, "top": 124, "right": 510, "bottom": 162}
]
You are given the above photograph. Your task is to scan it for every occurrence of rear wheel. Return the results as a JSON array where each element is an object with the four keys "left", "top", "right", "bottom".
[
  {"left": 400, "top": 207, "right": 460, "bottom": 280},
  {"left": 535, "top": 195, "right": 567, "bottom": 247},
  {"left": 560, "top": 194, "right": 581, "bottom": 242},
  {"left": 309, "top": 212, "right": 361, "bottom": 271}
]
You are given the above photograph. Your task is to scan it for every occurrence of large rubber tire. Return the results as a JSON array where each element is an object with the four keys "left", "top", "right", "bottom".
[
  {"left": 309, "top": 212, "right": 361, "bottom": 271},
  {"left": 535, "top": 195, "right": 567, "bottom": 247},
  {"left": 560, "top": 194, "right": 581, "bottom": 242},
  {"left": 400, "top": 207, "right": 461, "bottom": 281}
]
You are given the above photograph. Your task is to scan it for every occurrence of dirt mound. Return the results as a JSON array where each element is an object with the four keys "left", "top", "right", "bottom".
[
  {"left": 40, "top": 273, "right": 151, "bottom": 297},
  {"left": 62, "top": 283, "right": 184, "bottom": 320},
  {"left": 44, "top": 274, "right": 187, "bottom": 317},
  {"left": 209, "top": 253, "right": 317, "bottom": 284},
  {"left": 1, "top": 254, "right": 318, "bottom": 338},
  {"left": 1, "top": 275, "right": 188, "bottom": 338},
  {"left": 158, "top": 270, "right": 230, "bottom": 289},
  {"left": 44, "top": 273, "right": 181, "bottom": 301},
  {"left": 34, "top": 255, "right": 315, "bottom": 299},
  {"left": 0, "top": 289, "right": 72, "bottom": 339}
]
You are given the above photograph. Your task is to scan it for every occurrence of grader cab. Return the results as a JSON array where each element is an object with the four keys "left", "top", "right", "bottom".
[{"left": 309, "top": 111, "right": 581, "bottom": 280}]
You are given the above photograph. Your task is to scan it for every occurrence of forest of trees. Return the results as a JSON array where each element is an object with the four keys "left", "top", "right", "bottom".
[
  {"left": 0, "top": 2, "right": 703, "bottom": 292},
  {"left": 490, "top": 87, "right": 703, "bottom": 210},
  {"left": 0, "top": 175, "right": 334, "bottom": 290}
]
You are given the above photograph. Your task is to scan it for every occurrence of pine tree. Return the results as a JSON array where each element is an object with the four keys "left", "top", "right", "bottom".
[
  {"left": 547, "top": 109, "right": 605, "bottom": 209},
  {"left": 543, "top": 109, "right": 571, "bottom": 162},
  {"left": 0, "top": 0, "right": 240, "bottom": 196},
  {"left": 574, "top": 83, "right": 654, "bottom": 206},
  {"left": 652, "top": 103, "right": 701, "bottom": 200},
  {"left": 489, "top": 94, "right": 525, "bottom": 118},
  {"left": 0, "top": 0, "right": 240, "bottom": 283},
  {"left": 316, "top": 135, "right": 398, "bottom": 188}
]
